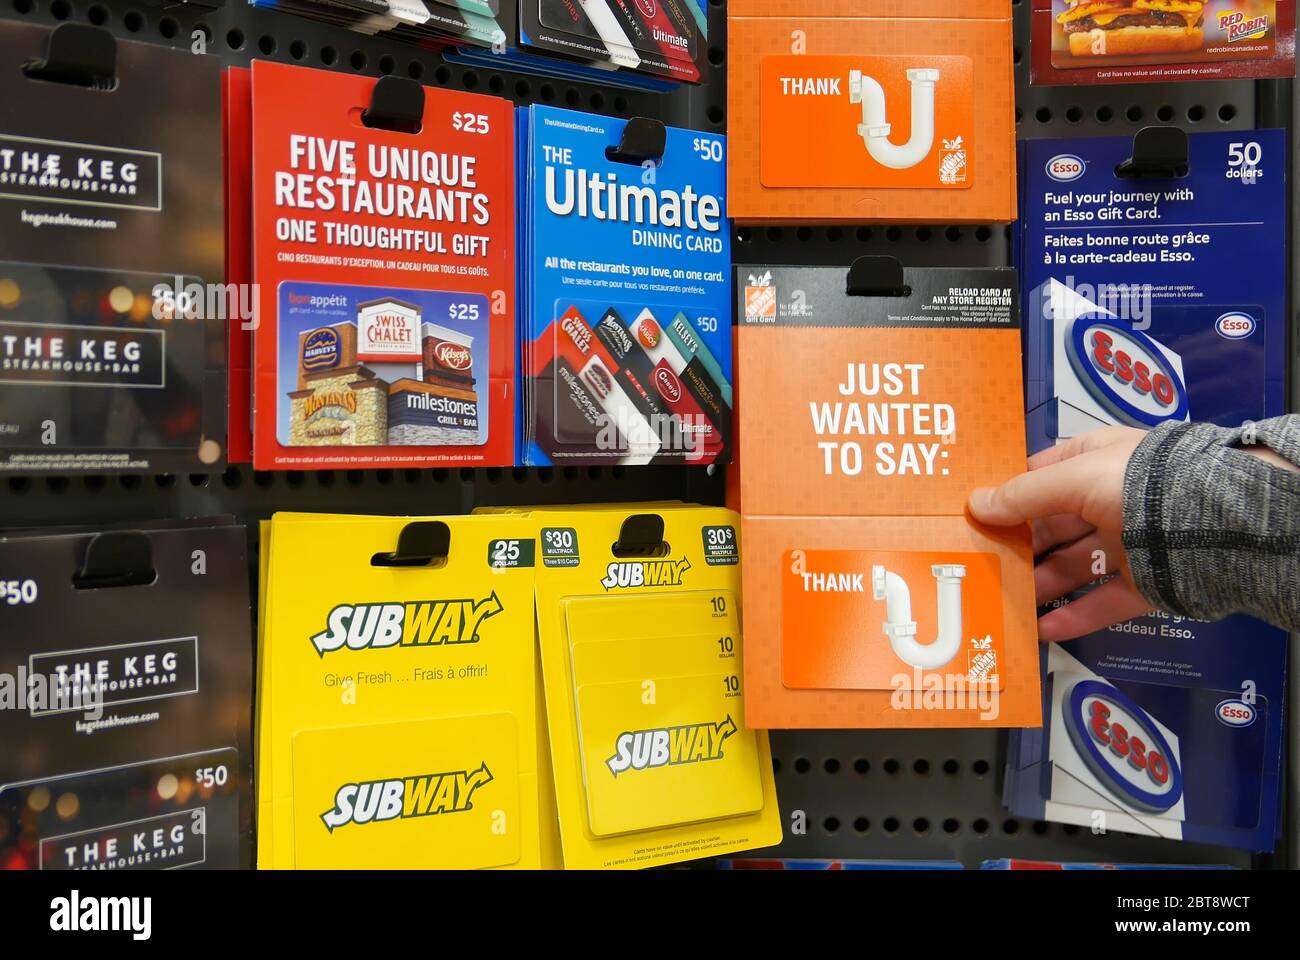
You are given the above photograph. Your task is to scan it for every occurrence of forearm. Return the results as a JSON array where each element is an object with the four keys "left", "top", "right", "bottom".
[{"left": 1122, "top": 415, "right": 1300, "bottom": 630}]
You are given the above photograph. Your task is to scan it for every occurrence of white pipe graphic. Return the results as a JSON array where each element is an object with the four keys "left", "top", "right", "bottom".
[
  {"left": 849, "top": 68, "right": 940, "bottom": 170},
  {"left": 872, "top": 563, "right": 966, "bottom": 669}
]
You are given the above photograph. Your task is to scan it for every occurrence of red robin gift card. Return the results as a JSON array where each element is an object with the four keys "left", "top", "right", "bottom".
[{"left": 250, "top": 61, "right": 515, "bottom": 469}]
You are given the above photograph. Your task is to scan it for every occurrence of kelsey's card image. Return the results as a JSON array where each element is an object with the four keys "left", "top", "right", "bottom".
[
  {"left": 275, "top": 281, "right": 489, "bottom": 449},
  {"left": 1032, "top": 1, "right": 1297, "bottom": 84}
]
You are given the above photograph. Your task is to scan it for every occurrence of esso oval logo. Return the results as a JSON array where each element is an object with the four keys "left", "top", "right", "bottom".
[
  {"left": 1215, "top": 312, "right": 1257, "bottom": 340},
  {"left": 654, "top": 367, "right": 683, "bottom": 404},
  {"left": 1046, "top": 154, "right": 1086, "bottom": 182},
  {"left": 1064, "top": 679, "right": 1184, "bottom": 813},
  {"left": 1065, "top": 318, "right": 1190, "bottom": 428},
  {"left": 1215, "top": 699, "right": 1257, "bottom": 728}
]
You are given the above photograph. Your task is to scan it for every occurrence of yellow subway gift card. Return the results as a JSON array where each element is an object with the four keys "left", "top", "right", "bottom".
[
  {"left": 528, "top": 505, "right": 782, "bottom": 868},
  {"left": 257, "top": 512, "right": 542, "bottom": 869}
]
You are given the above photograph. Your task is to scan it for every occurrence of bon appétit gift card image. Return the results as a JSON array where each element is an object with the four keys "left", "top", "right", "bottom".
[
  {"left": 274, "top": 281, "right": 489, "bottom": 448},
  {"left": 737, "top": 265, "right": 1039, "bottom": 729},
  {"left": 251, "top": 60, "right": 515, "bottom": 470}
]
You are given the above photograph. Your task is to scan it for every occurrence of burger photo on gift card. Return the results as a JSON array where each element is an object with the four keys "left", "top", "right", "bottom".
[{"left": 1056, "top": 1, "right": 1206, "bottom": 57}]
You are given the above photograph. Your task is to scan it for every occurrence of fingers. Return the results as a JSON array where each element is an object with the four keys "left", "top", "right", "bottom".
[
  {"left": 968, "top": 453, "right": 1097, "bottom": 527},
  {"left": 1036, "top": 577, "right": 1154, "bottom": 644},
  {"left": 1026, "top": 426, "right": 1138, "bottom": 471},
  {"left": 1030, "top": 513, "right": 1095, "bottom": 556},
  {"left": 1033, "top": 532, "right": 1124, "bottom": 604}
]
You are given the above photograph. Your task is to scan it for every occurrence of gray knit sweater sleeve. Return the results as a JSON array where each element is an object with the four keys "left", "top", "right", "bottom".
[{"left": 1122, "top": 415, "right": 1300, "bottom": 630}]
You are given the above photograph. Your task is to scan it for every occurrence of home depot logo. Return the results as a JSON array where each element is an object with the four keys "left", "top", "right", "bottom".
[
  {"left": 600, "top": 557, "right": 691, "bottom": 590},
  {"left": 309, "top": 594, "right": 503, "bottom": 656},
  {"left": 606, "top": 716, "right": 737, "bottom": 775},
  {"left": 744, "top": 271, "right": 776, "bottom": 320},
  {"left": 320, "top": 764, "right": 493, "bottom": 831}
]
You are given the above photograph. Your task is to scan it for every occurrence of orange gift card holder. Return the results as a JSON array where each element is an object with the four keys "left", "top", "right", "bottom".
[
  {"left": 728, "top": 0, "right": 1016, "bottom": 223},
  {"left": 736, "top": 260, "right": 1041, "bottom": 729}
]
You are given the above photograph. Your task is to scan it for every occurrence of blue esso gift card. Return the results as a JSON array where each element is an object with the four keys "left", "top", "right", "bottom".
[
  {"left": 1007, "top": 130, "right": 1289, "bottom": 852},
  {"left": 516, "top": 105, "right": 731, "bottom": 467},
  {"left": 1019, "top": 129, "right": 1286, "bottom": 445}
]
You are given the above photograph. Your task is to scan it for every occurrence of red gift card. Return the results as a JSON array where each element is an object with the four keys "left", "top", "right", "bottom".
[{"left": 250, "top": 61, "right": 515, "bottom": 470}]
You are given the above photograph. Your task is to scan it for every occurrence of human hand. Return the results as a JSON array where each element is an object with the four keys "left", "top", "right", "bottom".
[{"left": 967, "top": 426, "right": 1152, "bottom": 643}]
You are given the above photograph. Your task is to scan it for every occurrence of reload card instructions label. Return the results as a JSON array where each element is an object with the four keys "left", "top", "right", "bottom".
[
  {"left": 251, "top": 61, "right": 515, "bottom": 469},
  {"left": 0, "top": 520, "right": 253, "bottom": 869},
  {"left": 0, "top": 25, "right": 226, "bottom": 474},
  {"left": 518, "top": 105, "right": 732, "bottom": 466},
  {"left": 737, "top": 265, "right": 1040, "bottom": 729}
]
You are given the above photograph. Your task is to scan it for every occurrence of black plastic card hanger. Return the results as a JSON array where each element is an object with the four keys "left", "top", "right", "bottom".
[
  {"left": 846, "top": 255, "right": 911, "bottom": 298},
  {"left": 22, "top": 23, "right": 117, "bottom": 91},
  {"left": 612, "top": 513, "right": 668, "bottom": 557},
  {"left": 1115, "top": 126, "right": 1189, "bottom": 179},
  {"left": 371, "top": 520, "right": 451, "bottom": 567},
  {"left": 606, "top": 117, "right": 667, "bottom": 166},
  {"left": 73, "top": 531, "right": 156, "bottom": 589},
  {"left": 361, "top": 75, "right": 425, "bottom": 135}
]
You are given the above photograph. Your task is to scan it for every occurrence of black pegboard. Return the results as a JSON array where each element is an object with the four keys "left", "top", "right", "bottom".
[{"left": 0, "top": 0, "right": 1290, "bottom": 870}]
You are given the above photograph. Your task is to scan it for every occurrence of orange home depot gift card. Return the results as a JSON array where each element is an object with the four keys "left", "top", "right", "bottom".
[
  {"left": 782, "top": 548, "right": 1005, "bottom": 692},
  {"left": 728, "top": 0, "right": 1016, "bottom": 222},
  {"left": 760, "top": 55, "right": 974, "bottom": 190},
  {"left": 736, "top": 262, "right": 1040, "bottom": 729}
]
